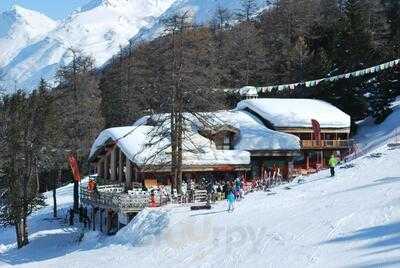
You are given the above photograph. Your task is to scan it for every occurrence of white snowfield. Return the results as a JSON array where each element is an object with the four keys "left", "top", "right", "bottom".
[
  {"left": 89, "top": 125, "right": 251, "bottom": 166},
  {"left": 237, "top": 98, "right": 351, "bottom": 129},
  {"left": 1, "top": 142, "right": 400, "bottom": 267}
]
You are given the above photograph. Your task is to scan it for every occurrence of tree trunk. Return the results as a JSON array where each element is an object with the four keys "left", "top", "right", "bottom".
[
  {"left": 73, "top": 180, "right": 79, "bottom": 211},
  {"left": 176, "top": 102, "right": 183, "bottom": 195},
  {"left": 15, "top": 221, "right": 23, "bottom": 249},
  {"left": 53, "top": 168, "right": 61, "bottom": 218},
  {"left": 22, "top": 215, "right": 29, "bottom": 246}
]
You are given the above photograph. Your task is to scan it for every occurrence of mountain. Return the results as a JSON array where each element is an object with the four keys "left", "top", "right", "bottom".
[
  {"left": 0, "top": 5, "right": 58, "bottom": 68},
  {"left": 134, "top": 0, "right": 270, "bottom": 42},
  {"left": 0, "top": 0, "right": 271, "bottom": 91},
  {"left": 0, "top": 0, "right": 175, "bottom": 90}
]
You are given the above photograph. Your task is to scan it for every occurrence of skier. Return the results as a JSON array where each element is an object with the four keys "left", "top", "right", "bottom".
[
  {"left": 329, "top": 154, "right": 338, "bottom": 177},
  {"left": 223, "top": 181, "right": 228, "bottom": 199},
  {"left": 227, "top": 190, "right": 235, "bottom": 212}
]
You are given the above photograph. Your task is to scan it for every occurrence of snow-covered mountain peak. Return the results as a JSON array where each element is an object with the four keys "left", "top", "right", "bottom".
[
  {"left": 80, "top": 0, "right": 124, "bottom": 12},
  {"left": 0, "top": 5, "right": 54, "bottom": 36},
  {"left": 0, "top": 6, "right": 58, "bottom": 68},
  {"left": 0, "top": 0, "right": 271, "bottom": 90},
  {"left": 134, "top": 0, "right": 270, "bottom": 42},
  {"left": 0, "top": 0, "right": 175, "bottom": 90},
  {"left": 79, "top": 0, "right": 170, "bottom": 13},
  {"left": 10, "top": 4, "right": 37, "bottom": 15}
]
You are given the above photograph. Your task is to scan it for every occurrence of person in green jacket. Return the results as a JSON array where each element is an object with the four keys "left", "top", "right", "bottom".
[{"left": 329, "top": 154, "right": 338, "bottom": 177}]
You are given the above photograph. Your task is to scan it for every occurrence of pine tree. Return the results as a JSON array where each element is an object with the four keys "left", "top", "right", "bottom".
[
  {"left": 366, "top": 66, "right": 400, "bottom": 123},
  {"left": 55, "top": 49, "right": 104, "bottom": 211},
  {"left": 0, "top": 91, "right": 46, "bottom": 248},
  {"left": 335, "top": 0, "right": 375, "bottom": 71},
  {"left": 382, "top": 0, "right": 400, "bottom": 57},
  {"left": 232, "top": 0, "right": 263, "bottom": 85}
]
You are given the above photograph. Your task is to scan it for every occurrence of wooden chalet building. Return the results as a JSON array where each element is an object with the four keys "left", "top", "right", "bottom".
[{"left": 236, "top": 98, "right": 352, "bottom": 173}]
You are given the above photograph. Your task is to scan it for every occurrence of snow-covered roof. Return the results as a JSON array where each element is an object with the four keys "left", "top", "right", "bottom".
[
  {"left": 239, "top": 86, "right": 258, "bottom": 97},
  {"left": 89, "top": 125, "right": 250, "bottom": 167},
  {"left": 197, "top": 110, "right": 300, "bottom": 151},
  {"left": 236, "top": 98, "right": 351, "bottom": 129},
  {"left": 133, "top": 110, "right": 300, "bottom": 152}
]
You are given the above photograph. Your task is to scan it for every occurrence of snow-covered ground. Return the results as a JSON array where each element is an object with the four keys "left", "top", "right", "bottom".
[{"left": 1, "top": 142, "right": 400, "bottom": 267}]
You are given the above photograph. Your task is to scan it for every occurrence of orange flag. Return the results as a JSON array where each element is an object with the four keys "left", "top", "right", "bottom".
[{"left": 68, "top": 154, "right": 81, "bottom": 182}]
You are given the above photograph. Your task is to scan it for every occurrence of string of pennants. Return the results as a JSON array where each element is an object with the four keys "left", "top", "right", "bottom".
[{"left": 256, "top": 58, "right": 400, "bottom": 93}]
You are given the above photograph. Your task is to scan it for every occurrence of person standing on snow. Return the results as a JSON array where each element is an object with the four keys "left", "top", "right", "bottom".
[
  {"left": 234, "top": 178, "right": 242, "bottom": 200},
  {"left": 227, "top": 190, "right": 235, "bottom": 212},
  {"left": 329, "top": 154, "right": 338, "bottom": 177}
]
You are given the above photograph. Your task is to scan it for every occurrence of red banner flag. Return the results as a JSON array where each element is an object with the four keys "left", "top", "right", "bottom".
[
  {"left": 68, "top": 154, "right": 81, "bottom": 182},
  {"left": 311, "top": 119, "right": 321, "bottom": 141}
]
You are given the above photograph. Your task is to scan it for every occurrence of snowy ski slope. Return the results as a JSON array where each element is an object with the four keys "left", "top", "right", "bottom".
[
  {"left": 1, "top": 141, "right": 400, "bottom": 267},
  {"left": 355, "top": 97, "right": 400, "bottom": 155}
]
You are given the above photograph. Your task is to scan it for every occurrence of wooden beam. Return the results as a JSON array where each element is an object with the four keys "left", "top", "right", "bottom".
[
  {"left": 110, "top": 147, "right": 117, "bottom": 181},
  {"left": 118, "top": 148, "right": 124, "bottom": 182},
  {"left": 125, "top": 158, "right": 132, "bottom": 187},
  {"left": 97, "top": 159, "right": 104, "bottom": 178},
  {"left": 104, "top": 155, "right": 109, "bottom": 180}
]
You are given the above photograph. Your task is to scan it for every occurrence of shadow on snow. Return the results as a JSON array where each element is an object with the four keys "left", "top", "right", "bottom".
[{"left": 324, "top": 221, "right": 400, "bottom": 268}]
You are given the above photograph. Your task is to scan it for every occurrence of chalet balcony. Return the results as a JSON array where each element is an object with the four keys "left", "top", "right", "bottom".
[
  {"left": 301, "top": 140, "right": 353, "bottom": 149},
  {"left": 80, "top": 185, "right": 168, "bottom": 213}
]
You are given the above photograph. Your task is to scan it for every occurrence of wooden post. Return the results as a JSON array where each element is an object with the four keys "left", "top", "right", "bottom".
[
  {"left": 134, "top": 167, "right": 138, "bottom": 183},
  {"left": 118, "top": 149, "right": 124, "bottom": 182},
  {"left": 97, "top": 159, "right": 104, "bottom": 178},
  {"left": 306, "top": 153, "right": 310, "bottom": 170},
  {"left": 104, "top": 155, "right": 109, "bottom": 180},
  {"left": 110, "top": 147, "right": 117, "bottom": 181},
  {"left": 100, "top": 209, "right": 103, "bottom": 233},
  {"left": 126, "top": 158, "right": 132, "bottom": 187},
  {"left": 320, "top": 151, "right": 324, "bottom": 168},
  {"left": 92, "top": 207, "right": 96, "bottom": 231}
]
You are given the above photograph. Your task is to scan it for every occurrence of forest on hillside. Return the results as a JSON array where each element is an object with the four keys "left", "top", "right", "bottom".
[
  {"left": 0, "top": 0, "right": 399, "bottom": 197},
  {"left": 100, "top": 0, "right": 400, "bottom": 128}
]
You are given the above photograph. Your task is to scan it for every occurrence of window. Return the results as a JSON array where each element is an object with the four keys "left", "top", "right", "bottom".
[
  {"left": 223, "top": 135, "right": 231, "bottom": 150},
  {"left": 216, "top": 134, "right": 232, "bottom": 150}
]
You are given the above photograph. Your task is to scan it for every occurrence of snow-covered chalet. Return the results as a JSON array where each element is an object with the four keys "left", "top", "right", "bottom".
[
  {"left": 236, "top": 98, "right": 352, "bottom": 173},
  {"left": 89, "top": 98, "right": 351, "bottom": 186},
  {"left": 84, "top": 97, "right": 351, "bottom": 233}
]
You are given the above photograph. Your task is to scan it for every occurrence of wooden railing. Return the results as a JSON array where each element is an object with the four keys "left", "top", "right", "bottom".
[
  {"left": 80, "top": 186, "right": 168, "bottom": 213},
  {"left": 301, "top": 140, "right": 353, "bottom": 149}
]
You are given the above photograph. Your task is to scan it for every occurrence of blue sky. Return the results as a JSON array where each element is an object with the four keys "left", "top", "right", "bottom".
[{"left": 0, "top": 0, "right": 91, "bottom": 20}]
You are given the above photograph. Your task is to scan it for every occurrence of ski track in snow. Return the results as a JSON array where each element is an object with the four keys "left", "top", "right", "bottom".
[{"left": 1, "top": 145, "right": 400, "bottom": 267}]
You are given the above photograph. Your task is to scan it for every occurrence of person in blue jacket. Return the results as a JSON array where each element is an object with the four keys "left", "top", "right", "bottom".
[{"left": 227, "top": 190, "right": 235, "bottom": 212}]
